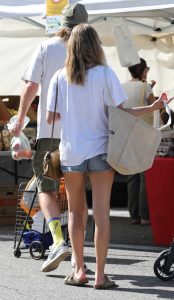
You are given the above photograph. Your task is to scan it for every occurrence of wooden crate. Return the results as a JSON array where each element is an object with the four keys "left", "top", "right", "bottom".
[{"left": 0, "top": 186, "right": 18, "bottom": 219}]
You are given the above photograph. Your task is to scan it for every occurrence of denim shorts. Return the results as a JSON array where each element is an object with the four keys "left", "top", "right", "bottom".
[{"left": 61, "top": 153, "right": 112, "bottom": 173}]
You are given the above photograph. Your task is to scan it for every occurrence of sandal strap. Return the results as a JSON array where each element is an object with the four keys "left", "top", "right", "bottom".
[
  {"left": 64, "top": 273, "right": 74, "bottom": 281},
  {"left": 105, "top": 275, "right": 110, "bottom": 282}
]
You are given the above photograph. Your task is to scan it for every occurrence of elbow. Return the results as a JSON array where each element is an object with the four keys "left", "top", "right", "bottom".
[
  {"left": 47, "top": 118, "right": 52, "bottom": 125},
  {"left": 46, "top": 111, "right": 53, "bottom": 124}
]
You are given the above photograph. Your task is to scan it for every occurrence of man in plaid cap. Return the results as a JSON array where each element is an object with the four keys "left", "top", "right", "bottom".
[{"left": 10, "top": 3, "right": 88, "bottom": 273}]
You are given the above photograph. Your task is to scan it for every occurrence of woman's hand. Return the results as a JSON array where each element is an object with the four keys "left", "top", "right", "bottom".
[{"left": 151, "top": 93, "right": 174, "bottom": 111}]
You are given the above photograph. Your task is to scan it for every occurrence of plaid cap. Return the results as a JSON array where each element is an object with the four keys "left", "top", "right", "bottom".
[{"left": 60, "top": 3, "right": 88, "bottom": 29}]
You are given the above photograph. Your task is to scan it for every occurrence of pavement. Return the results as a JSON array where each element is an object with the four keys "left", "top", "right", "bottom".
[
  {"left": 87, "top": 209, "right": 154, "bottom": 246},
  {"left": 0, "top": 224, "right": 174, "bottom": 300}
]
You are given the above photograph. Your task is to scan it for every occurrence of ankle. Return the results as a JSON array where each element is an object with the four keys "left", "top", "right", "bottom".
[
  {"left": 141, "top": 218, "right": 150, "bottom": 225},
  {"left": 74, "top": 268, "right": 86, "bottom": 280},
  {"left": 95, "top": 274, "right": 105, "bottom": 285}
]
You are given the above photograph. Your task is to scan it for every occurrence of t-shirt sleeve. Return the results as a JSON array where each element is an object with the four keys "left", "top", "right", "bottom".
[
  {"left": 103, "top": 66, "right": 128, "bottom": 107},
  {"left": 47, "top": 72, "right": 59, "bottom": 113},
  {"left": 22, "top": 44, "right": 44, "bottom": 83}
]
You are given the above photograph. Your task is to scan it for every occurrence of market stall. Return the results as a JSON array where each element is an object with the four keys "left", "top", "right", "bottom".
[{"left": 1, "top": 0, "right": 174, "bottom": 233}]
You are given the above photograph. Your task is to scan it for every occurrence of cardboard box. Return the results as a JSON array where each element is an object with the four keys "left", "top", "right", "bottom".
[
  {"left": 0, "top": 99, "right": 11, "bottom": 122},
  {"left": 0, "top": 216, "right": 16, "bottom": 225},
  {"left": 156, "top": 129, "right": 174, "bottom": 157},
  {"left": 0, "top": 186, "right": 18, "bottom": 217},
  {"left": 1, "top": 96, "right": 38, "bottom": 123}
]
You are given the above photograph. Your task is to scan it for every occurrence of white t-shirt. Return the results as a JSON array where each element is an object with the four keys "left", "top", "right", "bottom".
[
  {"left": 22, "top": 36, "right": 66, "bottom": 139},
  {"left": 122, "top": 81, "right": 152, "bottom": 108},
  {"left": 47, "top": 65, "right": 127, "bottom": 166},
  {"left": 122, "top": 80, "right": 153, "bottom": 124}
]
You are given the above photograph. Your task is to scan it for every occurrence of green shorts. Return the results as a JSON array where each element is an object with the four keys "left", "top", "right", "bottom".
[{"left": 32, "top": 138, "right": 60, "bottom": 193}]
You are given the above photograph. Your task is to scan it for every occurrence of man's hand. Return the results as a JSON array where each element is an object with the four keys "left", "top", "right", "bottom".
[{"left": 8, "top": 117, "right": 23, "bottom": 136}]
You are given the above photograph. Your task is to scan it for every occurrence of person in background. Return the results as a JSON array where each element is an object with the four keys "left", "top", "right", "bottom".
[
  {"left": 9, "top": 3, "right": 88, "bottom": 272},
  {"left": 122, "top": 58, "right": 157, "bottom": 225},
  {"left": 46, "top": 24, "right": 165, "bottom": 288}
]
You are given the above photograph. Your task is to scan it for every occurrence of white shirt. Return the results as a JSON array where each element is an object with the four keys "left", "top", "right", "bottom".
[
  {"left": 47, "top": 65, "right": 127, "bottom": 166},
  {"left": 122, "top": 81, "right": 152, "bottom": 108},
  {"left": 122, "top": 80, "right": 153, "bottom": 124},
  {"left": 22, "top": 37, "right": 66, "bottom": 139}
]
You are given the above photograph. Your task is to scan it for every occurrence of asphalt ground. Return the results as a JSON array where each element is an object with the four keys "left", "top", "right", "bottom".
[{"left": 0, "top": 225, "right": 174, "bottom": 300}]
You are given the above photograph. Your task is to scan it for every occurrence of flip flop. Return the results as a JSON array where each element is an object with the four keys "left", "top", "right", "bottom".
[
  {"left": 64, "top": 273, "right": 88, "bottom": 286},
  {"left": 94, "top": 275, "right": 118, "bottom": 290}
]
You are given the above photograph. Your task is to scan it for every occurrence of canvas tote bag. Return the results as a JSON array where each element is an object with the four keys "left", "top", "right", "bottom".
[{"left": 105, "top": 68, "right": 171, "bottom": 175}]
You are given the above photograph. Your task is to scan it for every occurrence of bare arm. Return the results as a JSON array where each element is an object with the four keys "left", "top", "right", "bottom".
[
  {"left": 118, "top": 94, "right": 166, "bottom": 116},
  {"left": 10, "top": 81, "right": 39, "bottom": 135},
  {"left": 118, "top": 103, "right": 153, "bottom": 116},
  {"left": 18, "top": 81, "right": 39, "bottom": 123}
]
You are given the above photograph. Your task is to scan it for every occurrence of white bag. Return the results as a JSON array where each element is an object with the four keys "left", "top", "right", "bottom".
[
  {"left": 107, "top": 107, "right": 163, "bottom": 175},
  {"left": 22, "top": 176, "right": 39, "bottom": 210},
  {"left": 113, "top": 17, "right": 140, "bottom": 67},
  {"left": 10, "top": 132, "right": 32, "bottom": 160},
  {"left": 8, "top": 116, "right": 32, "bottom": 160}
]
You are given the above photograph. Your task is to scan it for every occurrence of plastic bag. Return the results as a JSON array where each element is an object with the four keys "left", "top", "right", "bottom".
[
  {"left": 7, "top": 116, "right": 32, "bottom": 160},
  {"left": 7, "top": 115, "right": 30, "bottom": 131},
  {"left": 20, "top": 176, "right": 40, "bottom": 217},
  {"left": 10, "top": 132, "right": 32, "bottom": 160}
]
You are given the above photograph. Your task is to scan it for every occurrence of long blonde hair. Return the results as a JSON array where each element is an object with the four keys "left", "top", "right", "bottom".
[{"left": 65, "top": 24, "right": 106, "bottom": 85}]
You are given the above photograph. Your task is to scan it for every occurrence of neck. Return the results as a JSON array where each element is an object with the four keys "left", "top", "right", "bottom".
[{"left": 130, "top": 78, "right": 140, "bottom": 81}]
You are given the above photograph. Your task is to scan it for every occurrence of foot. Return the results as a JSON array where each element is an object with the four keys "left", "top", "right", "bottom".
[
  {"left": 141, "top": 218, "right": 150, "bottom": 225},
  {"left": 71, "top": 254, "right": 88, "bottom": 272},
  {"left": 64, "top": 273, "right": 88, "bottom": 286},
  {"left": 41, "top": 241, "right": 70, "bottom": 272},
  {"left": 94, "top": 275, "right": 118, "bottom": 289},
  {"left": 131, "top": 218, "right": 141, "bottom": 225}
]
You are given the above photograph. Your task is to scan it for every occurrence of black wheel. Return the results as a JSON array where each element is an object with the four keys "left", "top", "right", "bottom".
[
  {"left": 29, "top": 241, "right": 45, "bottom": 260},
  {"left": 154, "top": 250, "right": 174, "bottom": 281},
  {"left": 14, "top": 249, "right": 21, "bottom": 258}
]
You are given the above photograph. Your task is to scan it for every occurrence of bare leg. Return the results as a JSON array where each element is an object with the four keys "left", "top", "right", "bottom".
[
  {"left": 64, "top": 172, "right": 87, "bottom": 281},
  {"left": 38, "top": 191, "right": 59, "bottom": 219},
  {"left": 83, "top": 193, "right": 88, "bottom": 235},
  {"left": 90, "top": 170, "right": 114, "bottom": 286},
  {"left": 71, "top": 191, "right": 88, "bottom": 268}
]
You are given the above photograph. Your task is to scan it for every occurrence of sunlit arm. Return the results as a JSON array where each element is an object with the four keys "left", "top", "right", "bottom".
[
  {"left": 18, "top": 81, "right": 39, "bottom": 123},
  {"left": 118, "top": 94, "right": 168, "bottom": 116},
  {"left": 9, "top": 81, "right": 39, "bottom": 136}
]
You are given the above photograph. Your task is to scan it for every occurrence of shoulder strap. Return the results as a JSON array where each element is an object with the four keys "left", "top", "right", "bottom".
[
  {"left": 104, "top": 66, "right": 113, "bottom": 102},
  {"left": 50, "top": 70, "right": 61, "bottom": 151},
  {"left": 139, "top": 82, "right": 147, "bottom": 106}
]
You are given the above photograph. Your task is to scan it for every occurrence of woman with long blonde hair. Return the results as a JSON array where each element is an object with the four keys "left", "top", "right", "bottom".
[{"left": 47, "top": 24, "right": 165, "bottom": 288}]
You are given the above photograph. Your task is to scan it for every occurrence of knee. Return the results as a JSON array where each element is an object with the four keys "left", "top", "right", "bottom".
[
  {"left": 69, "top": 210, "right": 83, "bottom": 223},
  {"left": 93, "top": 210, "right": 110, "bottom": 227}
]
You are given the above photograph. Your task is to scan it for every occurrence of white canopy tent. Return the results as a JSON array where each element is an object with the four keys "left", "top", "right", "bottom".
[{"left": 1, "top": 0, "right": 174, "bottom": 97}]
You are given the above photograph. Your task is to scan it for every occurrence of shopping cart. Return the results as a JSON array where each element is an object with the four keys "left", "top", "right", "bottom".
[
  {"left": 154, "top": 239, "right": 174, "bottom": 281},
  {"left": 14, "top": 178, "right": 69, "bottom": 260}
]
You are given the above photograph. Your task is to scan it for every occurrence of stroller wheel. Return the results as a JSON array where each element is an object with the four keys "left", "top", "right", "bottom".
[
  {"left": 154, "top": 250, "right": 174, "bottom": 281},
  {"left": 29, "top": 241, "right": 45, "bottom": 260},
  {"left": 14, "top": 249, "right": 21, "bottom": 258}
]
